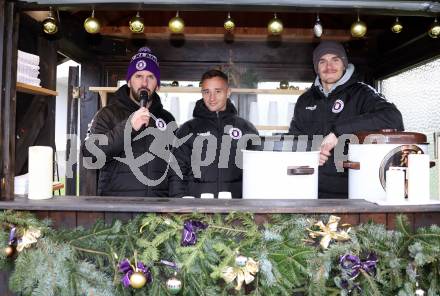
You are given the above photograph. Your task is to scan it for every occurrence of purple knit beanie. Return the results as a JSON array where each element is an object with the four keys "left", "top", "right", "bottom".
[
  {"left": 126, "top": 47, "right": 160, "bottom": 86},
  {"left": 312, "top": 41, "right": 348, "bottom": 73}
]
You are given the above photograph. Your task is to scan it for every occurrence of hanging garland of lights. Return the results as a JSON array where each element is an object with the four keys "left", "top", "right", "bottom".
[
  {"left": 1, "top": 210, "right": 440, "bottom": 295},
  {"left": 42, "top": 8, "right": 439, "bottom": 40}
]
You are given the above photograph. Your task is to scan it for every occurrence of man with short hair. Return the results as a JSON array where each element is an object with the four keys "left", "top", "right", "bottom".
[
  {"left": 82, "top": 47, "right": 175, "bottom": 196},
  {"left": 289, "top": 41, "right": 404, "bottom": 198},
  {"left": 169, "top": 69, "right": 258, "bottom": 198}
]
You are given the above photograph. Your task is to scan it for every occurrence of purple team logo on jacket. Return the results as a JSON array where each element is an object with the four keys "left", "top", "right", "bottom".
[
  {"left": 229, "top": 127, "right": 242, "bottom": 140},
  {"left": 155, "top": 118, "right": 167, "bottom": 131},
  {"left": 332, "top": 99, "right": 344, "bottom": 113}
]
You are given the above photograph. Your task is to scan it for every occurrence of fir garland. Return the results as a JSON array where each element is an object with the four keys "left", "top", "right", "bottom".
[{"left": 1, "top": 210, "right": 439, "bottom": 296}]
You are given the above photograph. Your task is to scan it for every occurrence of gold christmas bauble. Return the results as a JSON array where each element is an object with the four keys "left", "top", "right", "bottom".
[
  {"left": 42, "top": 17, "right": 58, "bottom": 35},
  {"left": 166, "top": 276, "right": 182, "bottom": 294},
  {"left": 391, "top": 18, "right": 403, "bottom": 34},
  {"left": 268, "top": 16, "right": 283, "bottom": 35},
  {"left": 4, "top": 245, "right": 15, "bottom": 257},
  {"left": 84, "top": 16, "right": 101, "bottom": 34},
  {"left": 130, "top": 272, "right": 147, "bottom": 289},
  {"left": 129, "top": 14, "right": 144, "bottom": 33},
  {"left": 351, "top": 20, "right": 367, "bottom": 38},
  {"left": 169, "top": 16, "right": 185, "bottom": 34},
  {"left": 428, "top": 19, "right": 440, "bottom": 39},
  {"left": 224, "top": 16, "right": 235, "bottom": 32}
]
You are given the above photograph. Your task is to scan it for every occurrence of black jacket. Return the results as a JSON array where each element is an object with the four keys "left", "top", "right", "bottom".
[
  {"left": 289, "top": 71, "right": 404, "bottom": 199},
  {"left": 82, "top": 85, "right": 175, "bottom": 196},
  {"left": 168, "top": 99, "right": 259, "bottom": 198}
]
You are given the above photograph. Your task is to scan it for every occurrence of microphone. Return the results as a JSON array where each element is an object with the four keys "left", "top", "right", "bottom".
[{"left": 139, "top": 90, "right": 149, "bottom": 108}]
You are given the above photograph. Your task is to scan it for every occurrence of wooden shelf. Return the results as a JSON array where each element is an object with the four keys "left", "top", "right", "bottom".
[
  {"left": 16, "top": 82, "right": 58, "bottom": 96},
  {"left": 89, "top": 86, "right": 305, "bottom": 107},
  {"left": 89, "top": 86, "right": 304, "bottom": 95}
]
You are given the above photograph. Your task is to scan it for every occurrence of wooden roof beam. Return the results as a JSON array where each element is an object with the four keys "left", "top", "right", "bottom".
[{"left": 99, "top": 26, "right": 355, "bottom": 41}]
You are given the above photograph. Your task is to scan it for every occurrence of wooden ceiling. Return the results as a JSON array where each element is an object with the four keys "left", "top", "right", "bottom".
[{"left": 22, "top": 9, "right": 438, "bottom": 42}]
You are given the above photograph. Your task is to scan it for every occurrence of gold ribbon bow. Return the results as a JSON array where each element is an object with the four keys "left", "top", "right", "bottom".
[
  {"left": 308, "top": 215, "right": 350, "bottom": 249},
  {"left": 16, "top": 227, "right": 41, "bottom": 252},
  {"left": 221, "top": 258, "right": 259, "bottom": 290}
]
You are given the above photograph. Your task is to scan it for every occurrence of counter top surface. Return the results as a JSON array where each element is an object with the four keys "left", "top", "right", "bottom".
[{"left": 0, "top": 195, "right": 439, "bottom": 213}]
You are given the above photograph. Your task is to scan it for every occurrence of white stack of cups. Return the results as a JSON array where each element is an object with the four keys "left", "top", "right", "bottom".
[
  {"left": 386, "top": 167, "right": 406, "bottom": 203},
  {"left": 407, "top": 153, "right": 430, "bottom": 203},
  {"left": 28, "top": 146, "right": 53, "bottom": 200}
]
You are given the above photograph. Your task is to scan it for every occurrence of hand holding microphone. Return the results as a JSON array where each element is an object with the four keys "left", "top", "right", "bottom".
[{"left": 131, "top": 89, "right": 151, "bottom": 131}]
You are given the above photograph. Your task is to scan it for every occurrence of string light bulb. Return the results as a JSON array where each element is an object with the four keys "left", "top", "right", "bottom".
[
  {"left": 428, "top": 18, "right": 440, "bottom": 38},
  {"left": 129, "top": 12, "right": 144, "bottom": 33},
  {"left": 268, "top": 13, "right": 283, "bottom": 35},
  {"left": 84, "top": 10, "right": 101, "bottom": 34},
  {"left": 391, "top": 17, "right": 403, "bottom": 33},
  {"left": 350, "top": 14, "right": 367, "bottom": 38},
  {"left": 224, "top": 12, "right": 235, "bottom": 32},
  {"left": 42, "top": 7, "right": 58, "bottom": 35},
  {"left": 313, "top": 13, "right": 323, "bottom": 38},
  {"left": 169, "top": 11, "right": 185, "bottom": 34}
]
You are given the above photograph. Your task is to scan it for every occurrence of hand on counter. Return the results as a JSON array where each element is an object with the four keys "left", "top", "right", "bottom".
[{"left": 319, "top": 132, "right": 338, "bottom": 166}]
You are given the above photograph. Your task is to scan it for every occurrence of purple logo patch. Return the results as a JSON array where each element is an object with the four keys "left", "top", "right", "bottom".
[
  {"left": 135, "top": 60, "right": 147, "bottom": 71},
  {"left": 155, "top": 118, "right": 167, "bottom": 131},
  {"left": 332, "top": 99, "right": 344, "bottom": 113},
  {"left": 229, "top": 127, "right": 242, "bottom": 140}
]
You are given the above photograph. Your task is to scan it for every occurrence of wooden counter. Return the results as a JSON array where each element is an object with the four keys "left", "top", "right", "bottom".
[{"left": 1, "top": 195, "right": 440, "bottom": 230}]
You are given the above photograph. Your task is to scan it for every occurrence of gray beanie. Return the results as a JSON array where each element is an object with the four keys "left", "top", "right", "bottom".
[{"left": 312, "top": 41, "right": 348, "bottom": 73}]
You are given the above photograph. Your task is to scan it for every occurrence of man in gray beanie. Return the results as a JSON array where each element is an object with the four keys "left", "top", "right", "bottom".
[{"left": 289, "top": 41, "right": 404, "bottom": 199}]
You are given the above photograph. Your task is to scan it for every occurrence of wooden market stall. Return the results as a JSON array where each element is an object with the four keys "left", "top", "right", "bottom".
[{"left": 0, "top": 0, "right": 440, "bottom": 294}]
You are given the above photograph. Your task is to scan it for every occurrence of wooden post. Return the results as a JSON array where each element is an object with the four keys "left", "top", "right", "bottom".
[
  {"left": 0, "top": 1, "right": 18, "bottom": 201},
  {"left": 65, "top": 66, "right": 79, "bottom": 195},
  {"left": 79, "top": 63, "right": 101, "bottom": 196}
]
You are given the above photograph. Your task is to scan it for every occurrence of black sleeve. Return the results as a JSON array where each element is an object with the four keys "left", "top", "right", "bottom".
[
  {"left": 333, "top": 83, "right": 404, "bottom": 136},
  {"left": 81, "top": 108, "right": 129, "bottom": 160},
  {"left": 168, "top": 124, "right": 193, "bottom": 197}
]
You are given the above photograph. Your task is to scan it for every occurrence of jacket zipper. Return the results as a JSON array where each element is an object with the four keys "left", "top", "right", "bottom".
[{"left": 216, "top": 112, "right": 222, "bottom": 196}]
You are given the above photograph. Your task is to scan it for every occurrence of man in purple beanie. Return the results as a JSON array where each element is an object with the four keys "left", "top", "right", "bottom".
[
  {"left": 289, "top": 41, "right": 404, "bottom": 199},
  {"left": 82, "top": 47, "right": 175, "bottom": 197}
]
